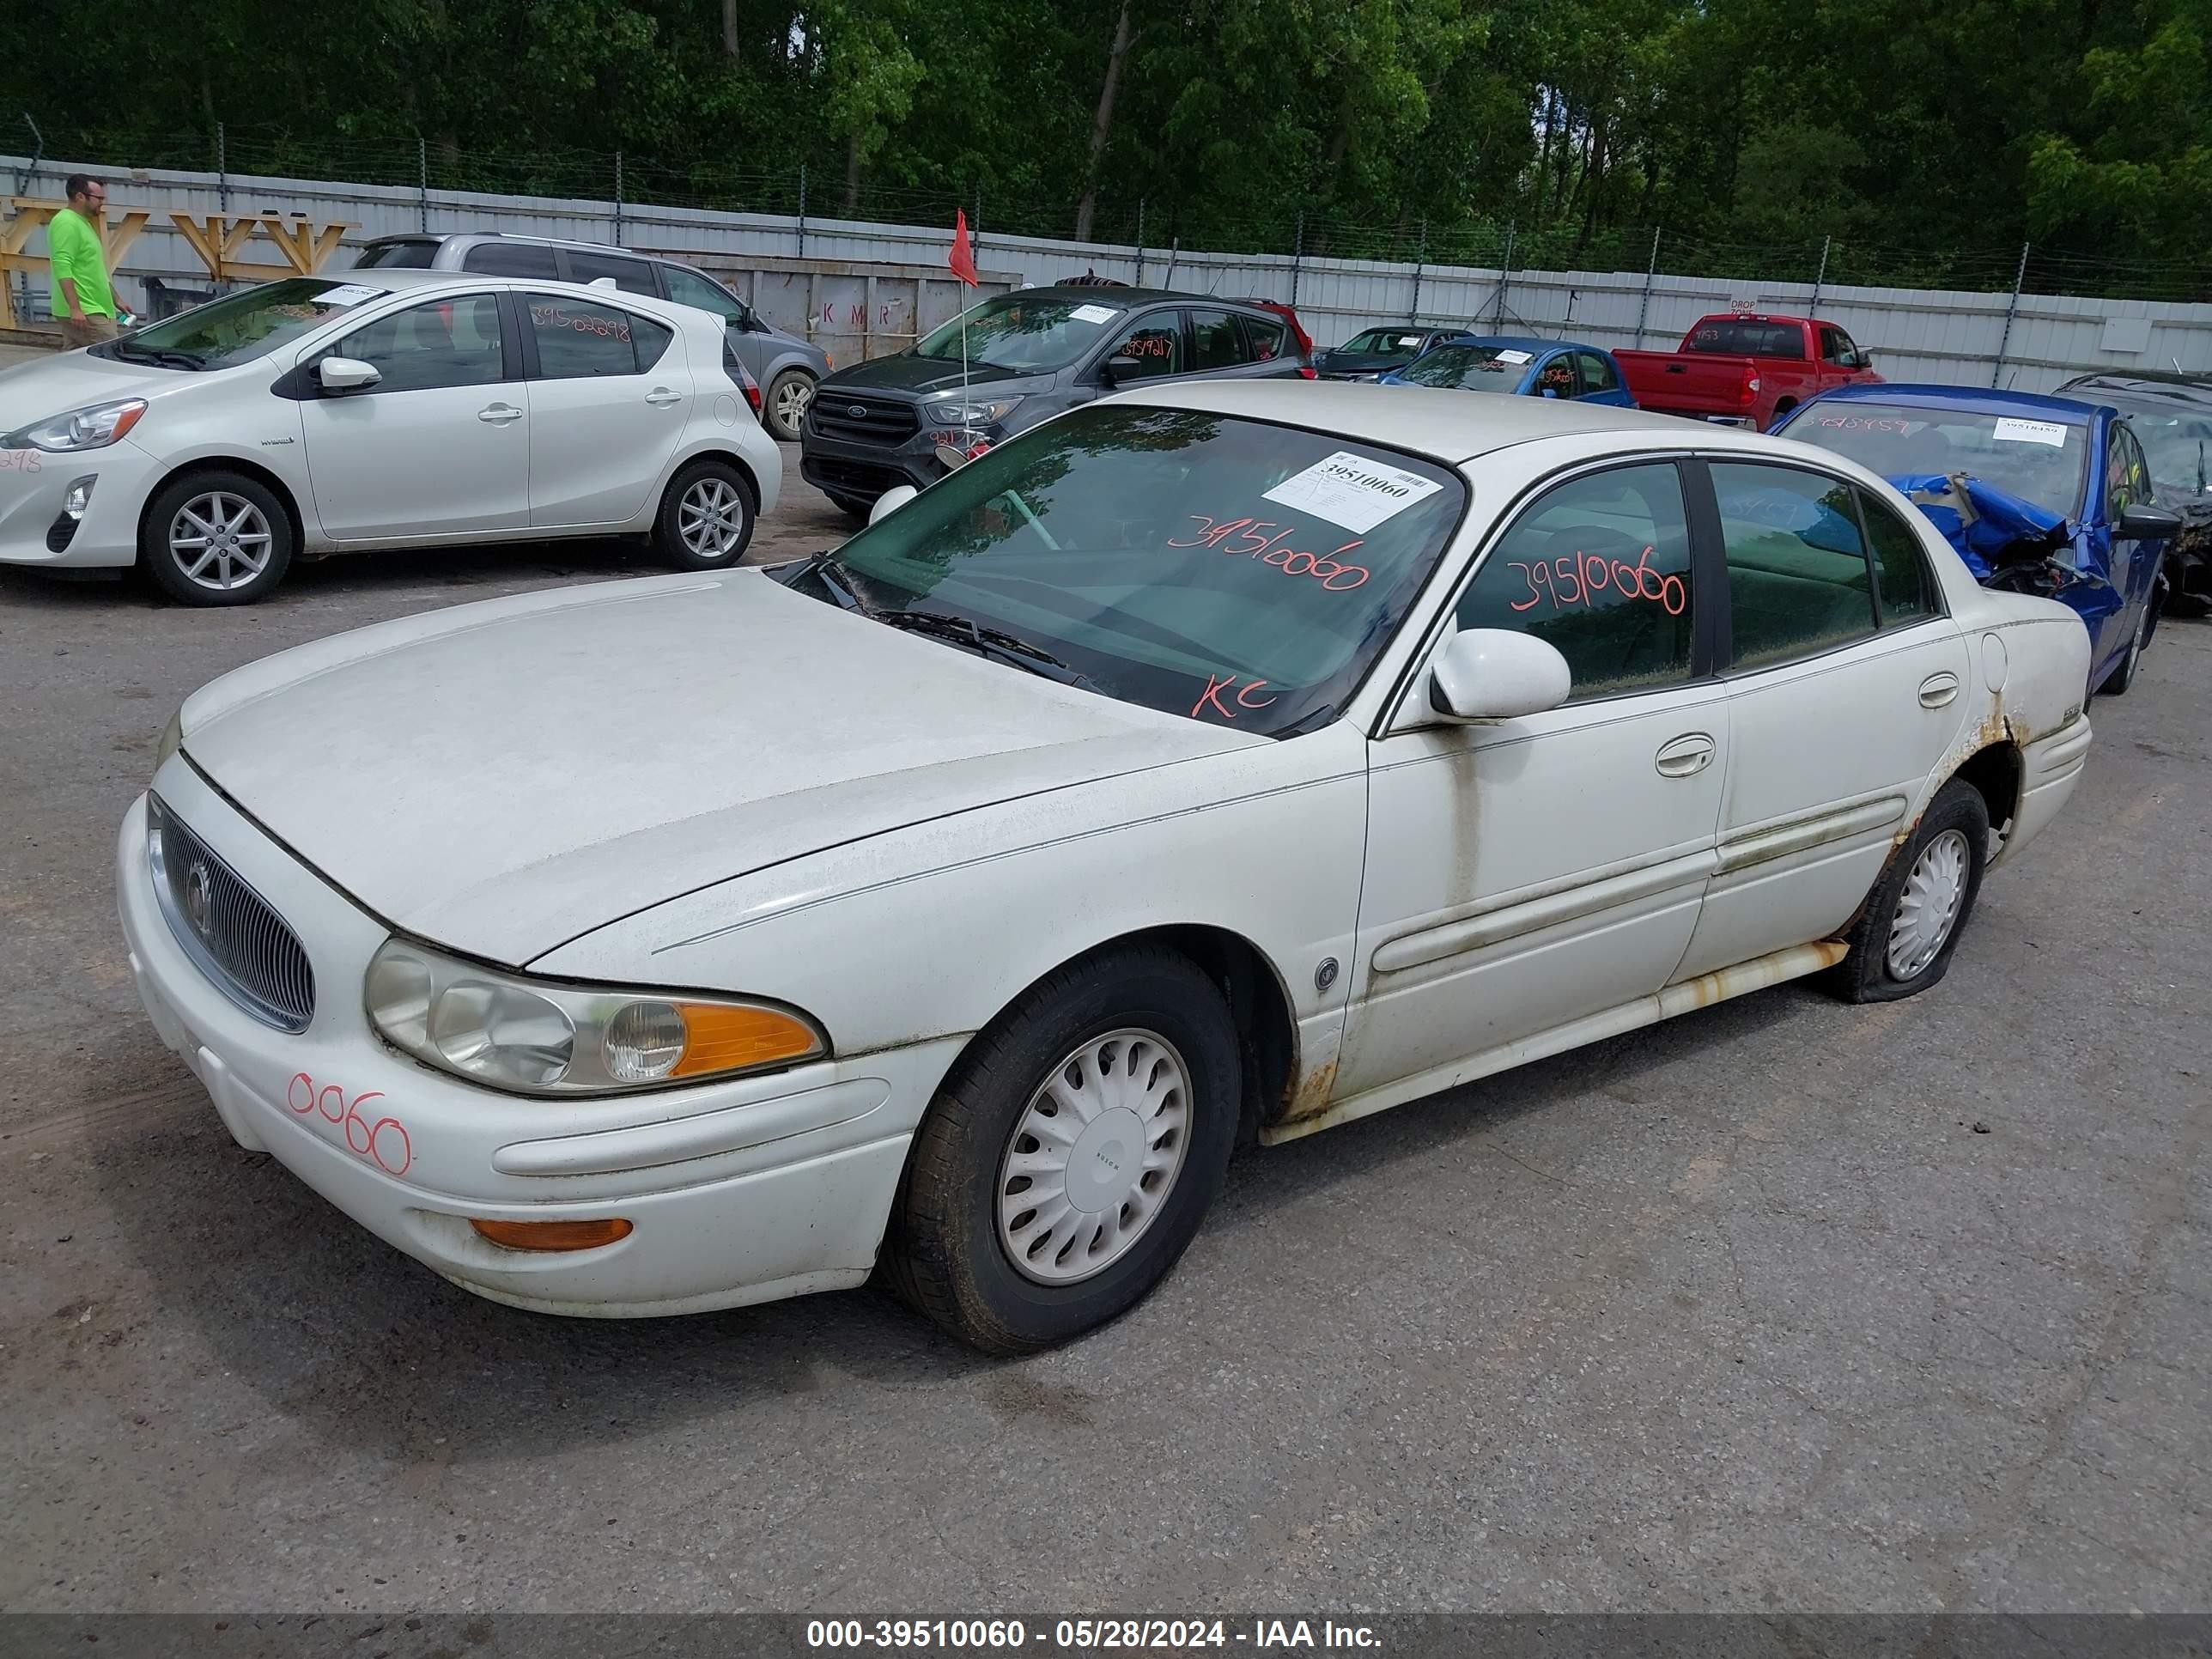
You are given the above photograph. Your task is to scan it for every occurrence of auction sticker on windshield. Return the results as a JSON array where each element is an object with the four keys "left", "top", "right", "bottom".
[
  {"left": 315, "top": 284, "right": 386, "bottom": 307},
  {"left": 1992, "top": 417, "right": 2069, "bottom": 447},
  {"left": 1262, "top": 451, "right": 1447, "bottom": 533},
  {"left": 1494, "top": 349, "right": 1534, "bottom": 365},
  {"left": 1071, "top": 303, "right": 1119, "bottom": 325}
]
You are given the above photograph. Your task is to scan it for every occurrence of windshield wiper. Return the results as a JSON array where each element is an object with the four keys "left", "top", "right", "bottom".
[
  {"left": 775, "top": 550, "right": 872, "bottom": 613},
  {"left": 108, "top": 342, "right": 205, "bottom": 372},
  {"left": 878, "top": 610, "right": 1097, "bottom": 689}
]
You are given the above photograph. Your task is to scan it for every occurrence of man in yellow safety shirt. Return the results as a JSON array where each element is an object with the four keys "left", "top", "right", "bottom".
[{"left": 50, "top": 174, "right": 125, "bottom": 349}]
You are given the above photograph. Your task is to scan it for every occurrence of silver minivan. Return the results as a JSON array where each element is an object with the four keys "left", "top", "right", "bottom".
[{"left": 352, "top": 232, "right": 832, "bottom": 440}]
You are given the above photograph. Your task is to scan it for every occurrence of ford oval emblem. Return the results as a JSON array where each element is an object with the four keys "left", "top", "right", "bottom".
[
  {"left": 847, "top": 404, "right": 868, "bottom": 418},
  {"left": 185, "top": 860, "right": 214, "bottom": 936}
]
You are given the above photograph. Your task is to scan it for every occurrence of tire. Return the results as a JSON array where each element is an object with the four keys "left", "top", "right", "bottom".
[
  {"left": 653, "top": 459, "right": 757, "bottom": 570},
  {"left": 825, "top": 491, "right": 874, "bottom": 526},
  {"left": 764, "top": 371, "right": 815, "bottom": 442},
  {"left": 141, "top": 471, "right": 294, "bottom": 605},
  {"left": 1826, "top": 779, "right": 1990, "bottom": 1004},
  {"left": 882, "top": 947, "right": 1241, "bottom": 1353}
]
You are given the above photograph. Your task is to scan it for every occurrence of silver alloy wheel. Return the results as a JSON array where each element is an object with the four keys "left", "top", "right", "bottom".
[
  {"left": 678, "top": 476, "right": 746, "bottom": 559},
  {"left": 1887, "top": 828, "right": 1971, "bottom": 980},
  {"left": 771, "top": 375, "right": 812, "bottom": 437},
  {"left": 169, "top": 491, "right": 274, "bottom": 592},
  {"left": 997, "top": 1027, "right": 1194, "bottom": 1285}
]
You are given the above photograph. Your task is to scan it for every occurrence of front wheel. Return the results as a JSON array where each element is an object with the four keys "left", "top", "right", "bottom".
[
  {"left": 882, "top": 948, "right": 1241, "bottom": 1353},
  {"left": 653, "top": 459, "right": 757, "bottom": 569},
  {"left": 2098, "top": 591, "right": 2157, "bottom": 696},
  {"left": 141, "top": 471, "right": 294, "bottom": 605},
  {"left": 1825, "top": 779, "right": 1990, "bottom": 1003},
  {"left": 764, "top": 371, "right": 815, "bottom": 441}
]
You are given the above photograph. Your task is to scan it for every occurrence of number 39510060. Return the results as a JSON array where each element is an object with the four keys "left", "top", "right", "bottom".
[{"left": 1509, "top": 545, "right": 1686, "bottom": 617}]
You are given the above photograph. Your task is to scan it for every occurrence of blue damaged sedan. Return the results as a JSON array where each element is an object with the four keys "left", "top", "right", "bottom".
[
  {"left": 1776, "top": 385, "right": 2180, "bottom": 696},
  {"left": 1379, "top": 335, "right": 1637, "bottom": 407}
]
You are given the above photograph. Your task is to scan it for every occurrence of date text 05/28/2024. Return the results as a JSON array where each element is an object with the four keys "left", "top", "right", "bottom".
[{"left": 805, "top": 1621, "right": 1382, "bottom": 1650}]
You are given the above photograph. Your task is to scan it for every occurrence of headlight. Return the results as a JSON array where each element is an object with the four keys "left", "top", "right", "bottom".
[
  {"left": 927, "top": 395, "right": 1024, "bottom": 426},
  {"left": 154, "top": 708, "right": 183, "bottom": 775},
  {"left": 2, "top": 398, "right": 148, "bottom": 453},
  {"left": 364, "top": 938, "right": 828, "bottom": 1096}
]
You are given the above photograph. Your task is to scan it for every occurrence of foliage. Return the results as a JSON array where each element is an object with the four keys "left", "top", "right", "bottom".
[{"left": 13, "top": 0, "right": 2212, "bottom": 279}]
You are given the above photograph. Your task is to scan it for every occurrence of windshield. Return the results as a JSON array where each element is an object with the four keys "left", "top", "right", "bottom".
[
  {"left": 1782, "top": 402, "right": 2089, "bottom": 518},
  {"left": 92, "top": 277, "right": 383, "bottom": 370},
  {"left": 810, "top": 405, "right": 1466, "bottom": 736},
  {"left": 2106, "top": 404, "right": 2212, "bottom": 495},
  {"left": 913, "top": 295, "right": 1127, "bottom": 373},
  {"left": 1395, "top": 343, "right": 1535, "bottom": 392},
  {"left": 1341, "top": 329, "right": 1428, "bottom": 356}
]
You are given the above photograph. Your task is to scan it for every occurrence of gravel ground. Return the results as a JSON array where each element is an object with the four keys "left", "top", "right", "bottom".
[{"left": 0, "top": 447, "right": 2207, "bottom": 1616}]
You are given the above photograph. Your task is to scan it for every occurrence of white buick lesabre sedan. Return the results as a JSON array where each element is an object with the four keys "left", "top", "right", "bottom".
[
  {"left": 118, "top": 384, "right": 2092, "bottom": 1352},
  {"left": 1, "top": 270, "right": 780, "bottom": 604}
]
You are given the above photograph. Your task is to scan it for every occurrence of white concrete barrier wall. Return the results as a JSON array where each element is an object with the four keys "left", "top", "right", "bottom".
[{"left": 9, "top": 152, "right": 2212, "bottom": 393}]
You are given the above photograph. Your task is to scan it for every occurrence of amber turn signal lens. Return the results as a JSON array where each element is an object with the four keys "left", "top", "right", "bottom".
[
  {"left": 470, "top": 1217, "right": 634, "bottom": 1252},
  {"left": 672, "top": 1002, "right": 823, "bottom": 1078}
]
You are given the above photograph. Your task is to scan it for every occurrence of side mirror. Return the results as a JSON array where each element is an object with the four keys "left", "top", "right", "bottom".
[
  {"left": 1428, "top": 629, "right": 1572, "bottom": 722},
  {"left": 1099, "top": 356, "right": 1143, "bottom": 387},
  {"left": 316, "top": 356, "right": 380, "bottom": 393},
  {"left": 868, "top": 484, "right": 920, "bottom": 525},
  {"left": 2117, "top": 502, "right": 2182, "bottom": 540}
]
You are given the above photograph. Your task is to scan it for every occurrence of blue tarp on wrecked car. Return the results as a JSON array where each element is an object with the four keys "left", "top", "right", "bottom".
[{"left": 1882, "top": 473, "right": 2079, "bottom": 581}]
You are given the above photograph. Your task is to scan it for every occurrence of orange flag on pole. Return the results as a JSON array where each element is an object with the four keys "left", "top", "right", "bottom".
[{"left": 949, "top": 207, "right": 979, "bottom": 287}]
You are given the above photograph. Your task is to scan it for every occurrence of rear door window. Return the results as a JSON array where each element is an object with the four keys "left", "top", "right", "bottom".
[
  {"left": 1574, "top": 351, "right": 1620, "bottom": 397},
  {"left": 1712, "top": 463, "right": 1880, "bottom": 669},
  {"left": 1859, "top": 490, "right": 1939, "bottom": 624},
  {"left": 461, "top": 241, "right": 562, "bottom": 278},
  {"left": 1189, "top": 309, "right": 1247, "bottom": 371},
  {"left": 524, "top": 294, "right": 664, "bottom": 378},
  {"left": 354, "top": 240, "right": 435, "bottom": 270}
]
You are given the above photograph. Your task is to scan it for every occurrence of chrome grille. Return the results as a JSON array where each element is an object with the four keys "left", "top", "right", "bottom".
[{"left": 147, "top": 793, "right": 316, "bottom": 1033}]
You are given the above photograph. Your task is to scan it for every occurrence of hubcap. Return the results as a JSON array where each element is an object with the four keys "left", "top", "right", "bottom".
[
  {"left": 997, "top": 1027, "right": 1193, "bottom": 1285},
  {"left": 1887, "top": 828, "right": 1971, "bottom": 980},
  {"left": 169, "top": 492, "right": 273, "bottom": 591},
  {"left": 772, "top": 378, "right": 812, "bottom": 434},
  {"left": 678, "top": 477, "right": 745, "bottom": 558}
]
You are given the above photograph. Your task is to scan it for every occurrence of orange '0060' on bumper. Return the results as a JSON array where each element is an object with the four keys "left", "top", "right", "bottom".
[{"left": 115, "top": 765, "right": 957, "bottom": 1317}]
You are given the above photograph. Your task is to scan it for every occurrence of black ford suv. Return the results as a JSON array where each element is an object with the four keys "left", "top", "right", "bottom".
[{"left": 800, "top": 287, "right": 1313, "bottom": 520}]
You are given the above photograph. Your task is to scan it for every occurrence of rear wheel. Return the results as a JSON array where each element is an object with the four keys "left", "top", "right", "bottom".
[
  {"left": 141, "top": 471, "right": 294, "bottom": 605},
  {"left": 1826, "top": 779, "right": 1990, "bottom": 1003},
  {"left": 882, "top": 948, "right": 1240, "bottom": 1353},
  {"left": 653, "top": 459, "right": 756, "bottom": 569}
]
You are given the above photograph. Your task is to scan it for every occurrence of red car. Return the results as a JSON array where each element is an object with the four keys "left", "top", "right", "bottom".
[{"left": 1616, "top": 312, "right": 1881, "bottom": 432}]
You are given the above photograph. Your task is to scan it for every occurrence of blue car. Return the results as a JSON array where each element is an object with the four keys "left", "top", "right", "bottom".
[
  {"left": 1378, "top": 335, "right": 1637, "bottom": 406},
  {"left": 1774, "top": 384, "right": 2179, "bottom": 696}
]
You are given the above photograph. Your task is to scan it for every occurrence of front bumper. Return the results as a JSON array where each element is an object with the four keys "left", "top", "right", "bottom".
[
  {"left": 0, "top": 435, "right": 160, "bottom": 569},
  {"left": 118, "top": 762, "right": 957, "bottom": 1317}
]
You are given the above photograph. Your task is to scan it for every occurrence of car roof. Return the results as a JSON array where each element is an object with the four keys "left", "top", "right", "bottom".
[
  {"left": 1810, "top": 381, "right": 2102, "bottom": 424},
  {"left": 1450, "top": 334, "right": 1581, "bottom": 356},
  {"left": 360, "top": 228, "right": 647, "bottom": 256},
  {"left": 310, "top": 267, "right": 696, "bottom": 317},
  {"left": 1013, "top": 285, "right": 1278, "bottom": 312},
  {"left": 1114, "top": 377, "right": 1731, "bottom": 464}
]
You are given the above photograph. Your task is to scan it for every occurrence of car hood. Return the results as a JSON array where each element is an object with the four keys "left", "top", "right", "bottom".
[
  {"left": 820, "top": 354, "right": 1035, "bottom": 397},
  {"left": 175, "top": 573, "right": 1254, "bottom": 966},
  {"left": 0, "top": 349, "right": 179, "bottom": 422}
]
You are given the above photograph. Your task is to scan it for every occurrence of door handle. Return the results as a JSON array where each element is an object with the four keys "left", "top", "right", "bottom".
[
  {"left": 477, "top": 403, "right": 523, "bottom": 424},
  {"left": 644, "top": 387, "right": 684, "bottom": 407},
  {"left": 1654, "top": 732, "right": 1716, "bottom": 778},
  {"left": 1918, "top": 672, "right": 1961, "bottom": 708}
]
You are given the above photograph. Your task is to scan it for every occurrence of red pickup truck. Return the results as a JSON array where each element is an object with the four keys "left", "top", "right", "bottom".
[{"left": 1616, "top": 313, "right": 1881, "bottom": 431}]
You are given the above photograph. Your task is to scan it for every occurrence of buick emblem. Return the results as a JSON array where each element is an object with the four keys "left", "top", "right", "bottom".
[
  {"left": 846, "top": 404, "right": 868, "bottom": 418},
  {"left": 184, "top": 860, "right": 214, "bottom": 936}
]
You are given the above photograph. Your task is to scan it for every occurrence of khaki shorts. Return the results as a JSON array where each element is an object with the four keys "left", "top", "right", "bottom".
[{"left": 63, "top": 313, "right": 119, "bottom": 349}]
